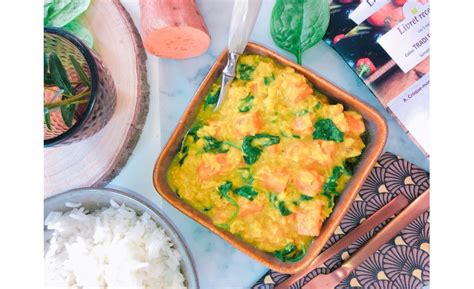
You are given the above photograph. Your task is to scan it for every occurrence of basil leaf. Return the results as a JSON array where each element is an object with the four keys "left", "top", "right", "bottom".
[
  {"left": 203, "top": 136, "right": 229, "bottom": 154},
  {"left": 48, "top": 52, "right": 72, "bottom": 94},
  {"left": 218, "top": 181, "right": 240, "bottom": 223},
  {"left": 238, "top": 94, "right": 254, "bottom": 113},
  {"left": 69, "top": 55, "right": 91, "bottom": 88},
  {"left": 313, "top": 118, "right": 344, "bottom": 142},
  {"left": 234, "top": 186, "right": 258, "bottom": 201},
  {"left": 300, "top": 194, "right": 313, "bottom": 201},
  {"left": 270, "top": 0, "right": 330, "bottom": 64},
  {"left": 242, "top": 134, "right": 280, "bottom": 165},
  {"left": 44, "top": 108, "right": 52, "bottom": 131},
  {"left": 46, "top": 0, "right": 91, "bottom": 27},
  {"left": 64, "top": 20, "right": 94, "bottom": 48},
  {"left": 237, "top": 64, "right": 255, "bottom": 81}
]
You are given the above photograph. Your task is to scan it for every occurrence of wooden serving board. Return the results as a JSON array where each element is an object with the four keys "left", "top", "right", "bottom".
[{"left": 44, "top": 0, "right": 149, "bottom": 197}]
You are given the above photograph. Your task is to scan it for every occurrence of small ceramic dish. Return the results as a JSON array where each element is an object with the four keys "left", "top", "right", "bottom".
[
  {"left": 153, "top": 42, "right": 387, "bottom": 273},
  {"left": 44, "top": 188, "right": 199, "bottom": 288}
]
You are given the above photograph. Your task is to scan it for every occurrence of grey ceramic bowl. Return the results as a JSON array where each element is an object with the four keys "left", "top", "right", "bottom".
[{"left": 44, "top": 187, "right": 199, "bottom": 289}]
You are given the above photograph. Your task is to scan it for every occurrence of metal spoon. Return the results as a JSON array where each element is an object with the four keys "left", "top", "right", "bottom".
[{"left": 213, "top": 0, "right": 262, "bottom": 112}]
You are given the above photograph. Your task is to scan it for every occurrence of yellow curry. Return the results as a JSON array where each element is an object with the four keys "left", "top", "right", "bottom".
[{"left": 168, "top": 54, "right": 366, "bottom": 262}]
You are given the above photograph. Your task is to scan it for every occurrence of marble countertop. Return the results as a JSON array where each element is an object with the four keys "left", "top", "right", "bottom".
[{"left": 110, "top": 1, "right": 429, "bottom": 288}]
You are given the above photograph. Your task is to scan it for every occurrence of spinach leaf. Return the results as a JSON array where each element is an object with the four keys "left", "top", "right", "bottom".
[
  {"left": 270, "top": 0, "right": 330, "bottom": 65},
  {"left": 218, "top": 181, "right": 240, "bottom": 223},
  {"left": 322, "top": 166, "right": 344, "bottom": 208},
  {"left": 204, "top": 87, "right": 220, "bottom": 110},
  {"left": 178, "top": 123, "right": 203, "bottom": 165},
  {"left": 203, "top": 206, "right": 213, "bottom": 212},
  {"left": 64, "top": 20, "right": 94, "bottom": 48},
  {"left": 237, "top": 64, "right": 255, "bottom": 81},
  {"left": 45, "top": 0, "right": 91, "bottom": 27},
  {"left": 313, "top": 118, "right": 344, "bottom": 142},
  {"left": 277, "top": 201, "right": 292, "bottom": 216},
  {"left": 273, "top": 243, "right": 306, "bottom": 262},
  {"left": 269, "top": 193, "right": 292, "bottom": 216},
  {"left": 234, "top": 186, "right": 258, "bottom": 201},
  {"left": 242, "top": 134, "right": 280, "bottom": 165},
  {"left": 203, "top": 136, "right": 229, "bottom": 154},
  {"left": 292, "top": 134, "right": 301, "bottom": 139},
  {"left": 238, "top": 94, "right": 255, "bottom": 113},
  {"left": 264, "top": 73, "right": 275, "bottom": 85},
  {"left": 300, "top": 194, "right": 313, "bottom": 201}
]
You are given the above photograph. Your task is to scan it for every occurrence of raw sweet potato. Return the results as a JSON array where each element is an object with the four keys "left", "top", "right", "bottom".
[{"left": 139, "top": 0, "right": 211, "bottom": 59}]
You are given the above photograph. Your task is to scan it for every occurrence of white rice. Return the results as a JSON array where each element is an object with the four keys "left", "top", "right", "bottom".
[{"left": 44, "top": 200, "right": 187, "bottom": 289}]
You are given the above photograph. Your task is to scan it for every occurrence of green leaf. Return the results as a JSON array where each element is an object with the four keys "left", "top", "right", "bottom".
[
  {"left": 270, "top": 0, "right": 330, "bottom": 64},
  {"left": 44, "top": 2, "right": 53, "bottom": 22},
  {"left": 273, "top": 243, "right": 306, "bottom": 262},
  {"left": 64, "top": 20, "right": 94, "bottom": 48},
  {"left": 264, "top": 73, "right": 275, "bottom": 86},
  {"left": 46, "top": 0, "right": 91, "bottom": 27},
  {"left": 242, "top": 134, "right": 280, "bottom": 165},
  {"left": 237, "top": 64, "right": 255, "bottom": 81},
  {"left": 203, "top": 136, "right": 229, "bottom": 154},
  {"left": 44, "top": 108, "right": 52, "bottom": 130},
  {"left": 269, "top": 193, "right": 292, "bottom": 216},
  {"left": 322, "top": 166, "right": 344, "bottom": 208},
  {"left": 218, "top": 181, "right": 240, "bottom": 223},
  {"left": 313, "top": 118, "right": 344, "bottom": 142},
  {"left": 238, "top": 94, "right": 254, "bottom": 113},
  {"left": 234, "top": 186, "right": 258, "bottom": 201},
  {"left": 69, "top": 55, "right": 91, "bottom": 88},
  {"left": 300, "top": 194, "right": 313, "bottom": 201},
  {"left": 204, "top": 87, "right": 220, "bottom": 110},
  {"left": 61, "top": 104, "right": 75, "bottom": 127},
  {"left": 178, "top": 123, "right": 203, "bottom": 166},
  {"left": 48, "top": 52, "right": 72, "bottom": 94},
  {"left": 48, "top": 51, "right": 76, "bottom": 127}
]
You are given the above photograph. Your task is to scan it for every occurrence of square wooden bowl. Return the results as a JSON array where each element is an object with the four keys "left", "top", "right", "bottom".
[{"left": 153, "top": 43, "right": 387, "bottom": 273}]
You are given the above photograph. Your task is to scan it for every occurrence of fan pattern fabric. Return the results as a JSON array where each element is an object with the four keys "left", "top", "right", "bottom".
[{"left": 252, "top": 152, "right": 430, "bottom": 289}]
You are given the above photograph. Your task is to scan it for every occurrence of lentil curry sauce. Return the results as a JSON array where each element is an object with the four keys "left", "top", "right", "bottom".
[{"left": 167, "top": 54, "right": 366, "bottom": 262}]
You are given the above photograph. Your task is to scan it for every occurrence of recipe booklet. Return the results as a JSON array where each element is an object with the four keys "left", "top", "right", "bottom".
[{"left": 324, "top": 0, "right": 430, "bottom": 156}]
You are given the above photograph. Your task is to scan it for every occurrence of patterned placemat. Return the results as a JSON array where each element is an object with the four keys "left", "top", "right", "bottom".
[{"left": 252, "top": 152, "right": 430, "bottom": 289}]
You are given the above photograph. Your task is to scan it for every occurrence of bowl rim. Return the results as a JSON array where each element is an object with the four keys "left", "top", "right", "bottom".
[
  {"left": 152, "top": 42, "right": 388, "bottom": 273},
  {"left": 44, "top": 187, "right": 199, "bottom": 288},
  {"left": 44, "top": 26, "right": 99, "bottom": 147}
]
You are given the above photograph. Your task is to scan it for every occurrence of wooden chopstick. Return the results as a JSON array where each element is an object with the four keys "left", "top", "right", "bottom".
[
  {"left": 276, "top": 193, "right": 409, "bottom": 289},
  {"left": 302, "top": 189, "right": 430, "bottom": 289}
]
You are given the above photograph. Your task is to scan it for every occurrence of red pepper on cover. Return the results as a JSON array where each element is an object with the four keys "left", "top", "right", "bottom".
[
  {"left": 333, "top": 34, "right": 345, "bottom": 45},
  {"left": 393, "top": 0, "right": 407, "bottom": 6},
  {"left": 356, "top": 58, "right": 376, "bottom": 78}
]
